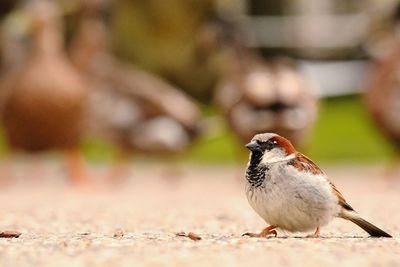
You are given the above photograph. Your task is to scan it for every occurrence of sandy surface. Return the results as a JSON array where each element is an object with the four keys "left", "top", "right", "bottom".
[{"left": 0, "top": 163, "right": 399, "bottom": 267}]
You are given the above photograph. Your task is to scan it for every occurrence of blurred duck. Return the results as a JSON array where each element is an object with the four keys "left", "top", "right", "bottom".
[
  {"left": 69, "top": 0, "right": 201, "bottom": 182},
  {"left": 215, "top": 52, "right": 318, "bottom": 147},
  {"left": 365, "top": 7, "right": 400, "bottom": 171},
  {"left": 0, "top": 0, "right": 89, "bottom": 186}
]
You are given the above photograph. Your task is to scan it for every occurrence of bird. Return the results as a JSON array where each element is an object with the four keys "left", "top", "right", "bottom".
[
  {"left": 213, "top": 23, "right": 319, "bottom": 147},
  {"left": 68, "top": 0, "right": 201, "bottom": 183},
  {"left": 216, "top": 57, "right": 318, "bottom": 147},
  {"left": 0, "top": 0, "right": 89, "bottom": 186},
  {"left": 363, "top": 5, "right": 400, "bottom": 178},
  {"left": 364, "top": 7, "right": 400, "bottom": 165},
  {"left": 365, "top": 48, "right": 400, "bottom": 151},
  {"left": 204, "top": 13, "right": 318, "bottom": 147},
  {"left": 243, "top": 133, "right": 392, "bottom": 238}
]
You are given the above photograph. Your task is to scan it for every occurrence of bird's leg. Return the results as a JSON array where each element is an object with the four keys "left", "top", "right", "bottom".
[
  {"left": 160, "top": 155, "right": 184, "bottom": 187},
  {"left": 242, "top": 225, "right": 277, "bottom": 238},
  {"left": 105, "top": 148, "right": 131, "bottom": 186},
  {"left": 65, "top": 147, "right": 92, "bottom": 188},
  {"left": 306, "top": 227, "right": 320, "bottom": 238}
]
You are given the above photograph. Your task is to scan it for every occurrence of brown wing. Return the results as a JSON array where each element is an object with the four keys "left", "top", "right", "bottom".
[
  {"left": 288, "top": 153, "right": 325, "bottom": 175},
  {"left": 289, "top": 153, "right": 354, "bottom": 211}
]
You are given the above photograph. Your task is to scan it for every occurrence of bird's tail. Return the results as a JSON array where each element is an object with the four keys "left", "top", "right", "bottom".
[{"left": 340, "top": 210, "right": 392, "bottom": 238}]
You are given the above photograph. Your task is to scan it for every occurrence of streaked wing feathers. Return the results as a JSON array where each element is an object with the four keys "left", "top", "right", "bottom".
[{"left": 288, "top": 153, "right": 354, "bottom": 211}]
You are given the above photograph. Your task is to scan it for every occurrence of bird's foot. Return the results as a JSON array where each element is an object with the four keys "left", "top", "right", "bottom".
[
  {"left": 242, "top": 225, "right": 277, "bottom": 238},
  {"left": 306, "top": 227, "right": 320, "bottom": 238},
  {"left": 65, "top": 148, "right": 101, "bottom": 191}
]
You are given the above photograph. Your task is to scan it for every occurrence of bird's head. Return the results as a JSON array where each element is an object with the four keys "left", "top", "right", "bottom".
[{"left": 245, "top": 133, "right": 296, "bottom": 164}]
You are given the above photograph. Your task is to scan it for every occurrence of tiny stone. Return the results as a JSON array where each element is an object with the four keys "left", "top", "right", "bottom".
[{"left": 113, "top": 230, "right": 124, "bottom": 239}]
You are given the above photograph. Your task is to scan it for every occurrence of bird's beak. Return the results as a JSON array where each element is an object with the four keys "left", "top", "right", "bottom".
[{"left": 245, "top": 142, "right": 261, "bottom": 152}]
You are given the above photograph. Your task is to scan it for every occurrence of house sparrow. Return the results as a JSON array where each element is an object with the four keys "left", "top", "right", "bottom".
[{"left": 243, "top": 133, "right": 392, "bottom": 238}]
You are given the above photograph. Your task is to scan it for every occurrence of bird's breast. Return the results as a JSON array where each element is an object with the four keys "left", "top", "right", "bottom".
[{"left": 245, "top": 164, "right": 338, "bottom": 232}]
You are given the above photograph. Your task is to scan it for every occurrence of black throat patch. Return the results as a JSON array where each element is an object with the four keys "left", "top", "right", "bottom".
[{"left": 246, "top": 151, "right": 269, "bottom": 188}]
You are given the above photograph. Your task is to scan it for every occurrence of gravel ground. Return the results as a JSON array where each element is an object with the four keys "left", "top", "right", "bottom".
[{"left": 0, "top": 163, "right": 399, "bottom": 267}]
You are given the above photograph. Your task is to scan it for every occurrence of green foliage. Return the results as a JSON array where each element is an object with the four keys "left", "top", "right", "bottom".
[
  {"left": 80, "top": 137, "right": 118, "bottom": 162},
  {"left": 307, "top": 96, "right": 394, "bottom": 163},
  {"left": 0, "top": 128, "right": 8, "bottom": 157}
]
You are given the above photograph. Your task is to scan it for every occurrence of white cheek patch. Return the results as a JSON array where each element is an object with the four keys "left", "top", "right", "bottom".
[
  {"left": 261, "top": 149, "right": 296, "bottom": 164},
  {"left": 261, "top": 151, "right": 282, "bottom": 164}
]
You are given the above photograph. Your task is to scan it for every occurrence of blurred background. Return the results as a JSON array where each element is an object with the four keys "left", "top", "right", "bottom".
[{"left": 1, "top": 0, "right": 400, "bottom": 187}]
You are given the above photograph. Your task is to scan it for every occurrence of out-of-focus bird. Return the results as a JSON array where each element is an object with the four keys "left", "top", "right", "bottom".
[
  {"left": 365, "top": 49, "right": 400, "bottom": 152},
  {"left": 215, "top": 54, "right": 318, "bottom": 147},
  {"left": 365, "top": 5, "right": 400, "bottom": 174},
  {"left": 209, "top": 13, "right": 318, "bottom": 148},
  {"left": 69, "top": 0, "right": 201, "bottom": 182},
  {"left": 0, "top": 0, "right": 89, "bottom": 186},
  {"left": 243, "top": 133, "right": 392, "bottom": 238}
]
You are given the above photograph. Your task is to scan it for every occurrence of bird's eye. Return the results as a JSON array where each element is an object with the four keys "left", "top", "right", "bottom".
[
  {"left": 257, "top": 139, "right": 277, "bottom": 151},
  {"left": 265, "top": 140, "right": 277, "bottom": 150}
]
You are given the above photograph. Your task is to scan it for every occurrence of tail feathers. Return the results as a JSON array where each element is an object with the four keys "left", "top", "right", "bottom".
[{"left": 340, "top": 211, "right": 392, "bottom": 238}]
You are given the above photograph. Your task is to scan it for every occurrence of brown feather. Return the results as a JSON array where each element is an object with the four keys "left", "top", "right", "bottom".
[
  {"left": 329, "top": 182, "right": 354, "bottom": 211},
  {"left": 288, "top": 153, "right": 325, "bottom": 176},
  {"left": 289, "top": 152, "right": 355, "bottom": 211}
]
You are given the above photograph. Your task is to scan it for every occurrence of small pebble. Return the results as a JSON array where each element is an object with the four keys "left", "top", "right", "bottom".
[{"left": 113, "top": 230, "right": 124, "bottom": 239}]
